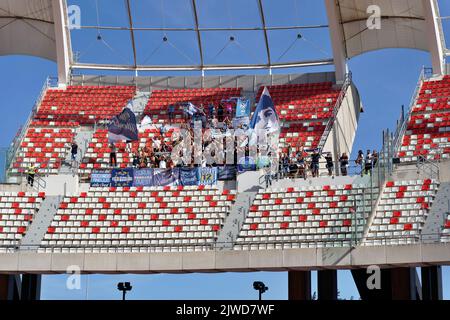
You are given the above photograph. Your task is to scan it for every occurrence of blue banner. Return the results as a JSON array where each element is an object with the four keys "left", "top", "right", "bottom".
[
  {"left": 153, "top": 168, "right": 180, "bottom": 186},
  {"left": 237, "top": 156, "right": 257, "bottom": 172},
  {"left": 180, "top": 167, "right": 198, "bottom": 186},
  {"left": 250, "top": 87, "right": 280, "bottom": 134},
  {"left": 111, "top": 168, "right": 134, "bottom": 187},
  {"left": 108, "top": 106, "right": 138, "bottom": 143},
  {"left": 197, "top": 167, "right": 217, "bottom": 185},
  {"left": 90, "top": 170, "right": 111, "bottom": 187},
  {"left": 217, "top": 165, "right": 236, "bottom": 180},
  {"left": 132, "top": 168, "right": 154, "bottom": 187},
  {"left": 235, "top": 98, "right": 250, "bottom": 118}
]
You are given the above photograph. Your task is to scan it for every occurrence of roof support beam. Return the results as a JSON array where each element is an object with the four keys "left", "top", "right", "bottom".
[
  {"left": 125, "top": 0, "right": 138, "bottom": 72},
  {"left": 423, "top": 0, "right": 446, "bottom": 76},
  {"left": 324, "top": 0, "right": 348, "bottom": 84},
  {"left": 191, "top": 0, "right": 204, "bottom": 74},
  {"left": 256, "top": 0, "right": 271, "bottom": 72},
  {"left": 52, "top": 0, "right": 71, "bottom": 86}
]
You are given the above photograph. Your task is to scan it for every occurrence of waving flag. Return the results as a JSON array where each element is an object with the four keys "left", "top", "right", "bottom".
[
  {"left": 108, "top": 100, "right": 138, "bottom": 143},
  {"left": 250, "top": 87, "right": 280, "bottom": 133},
  {"left": 183, "top": 102, "right": 199, "bottom": 116}
]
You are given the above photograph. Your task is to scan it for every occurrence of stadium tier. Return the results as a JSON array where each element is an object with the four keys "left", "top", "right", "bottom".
[
  {"left": 79, "top": 128, "right": 176, "bottom": 173},
  {"left": 234, "top": 183, "right": 373, "bottom": 250},
  {"left": 397, "top": 75, "right": 450, "bottom": 162},
  {"left": 0, "top": 192, "right": 45, "bottom": 249},
  {"left": 35, "top": 85, "right": 136, "bottom": 124},
  {"left": 364, "top": 179, "right": 439, "bottom": 245},
  {"left": 144, "top": 87, "right": 242, "bottom": 124},
  {"left": 11, "top": 121, "right": 78, "bottom": 174},
  {"left": 40, "top": 186, "right": 235, "bottom": 252},
  {"left": 256, "top": 82, "right": 340, "bottom": 152}
]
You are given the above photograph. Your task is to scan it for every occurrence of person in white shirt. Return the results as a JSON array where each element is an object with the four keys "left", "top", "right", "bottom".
[{"left": 159, "top": 158, "right": 167, "bottom": 169}]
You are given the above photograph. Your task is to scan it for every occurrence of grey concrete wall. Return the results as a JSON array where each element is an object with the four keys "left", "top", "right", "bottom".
[
  {"left": 42, "top": 174, "right": 79, "bottom": 196},
  {"left": 1, "top": 243, "right": 449, "bottom": 274},
  {"left": 323, "top": 83, "right": 362, "bottom": 164}
]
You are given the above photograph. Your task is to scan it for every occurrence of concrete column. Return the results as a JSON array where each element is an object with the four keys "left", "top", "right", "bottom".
[
  {"left": 390, "top": 268, "right": 419, "bottom": 300},
  {"left": 52, "top": 0, "right": 72, "bottom": 85},
  {"left": 317, "top": 270, "right": 338, "bottom": 300},
  {"left": 21, "top": 275, "right": 41, "bottom": 301},
  {"left": 421, "top": 266, "right": 443, "bottom": 300},
  {"left": 0, "top": 275, "right": 21, "bottom": 301},
  {"left": 423, "top": 0, "right": 446, "bottom": 75},
  {"left": 325, "top": 0, "right": 348, "bottom": 84},
  {"left": 288, "top": 271, "right": 311, "bottom": 300}
]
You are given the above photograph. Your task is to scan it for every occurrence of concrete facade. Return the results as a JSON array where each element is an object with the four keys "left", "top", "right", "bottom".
[{"left": 0, "top": 243, "right": 449, "bottom": 274}]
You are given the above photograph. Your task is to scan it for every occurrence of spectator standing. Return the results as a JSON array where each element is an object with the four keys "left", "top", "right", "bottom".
[
  {"left": 217, "top": 103, "right": 224, "bottom": 122},
  {"left": 110, "top": 143, "right": 117, "bottom": 167},
  {"left": 324, "top": 152, "right": 334, "bottom": 176},
  {"left": 372, "top": 150, "right": 378, "bottom": 167},
  {"left": 26, "top": 164, "right": 37, "bottom": 187},
  {"left": 71, "top": 142, "right": 78, "bottom": 162},
  {"left": 339, "top": 153, "right": 349, "bottom": 176},
  {"left": 208, "top": 102, "right": 215, "bottom": 119},
  {"left": 364, "top": 149, "right": 372, "bottom": 175},
  {"left": 310, "top": 149, "right": 321, "bottom": 177},
  {"left": 168, "top": 104, "right": 175, "bottom": 124}
]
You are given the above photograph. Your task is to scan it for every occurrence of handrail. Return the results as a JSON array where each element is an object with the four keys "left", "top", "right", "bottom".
[
  {"left": 6, "top": 232, "right": 448, "bottom": 253},
  {"left": 317, "top": 72, "right": 352, "bottom": 151},
  {"left": 392, "top": 67, "right": 427, "bottom": 156}
]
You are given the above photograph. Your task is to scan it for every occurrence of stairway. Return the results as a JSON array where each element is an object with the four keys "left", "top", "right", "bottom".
[
  {"left": 59, "top": 127, "right": 94, "bottom": 174},
  {"left": 216, "top": 186, "right": 260, "bottom": 250},
  {"left": 19, "top": 196, "right": 62, "bottom": 250}
]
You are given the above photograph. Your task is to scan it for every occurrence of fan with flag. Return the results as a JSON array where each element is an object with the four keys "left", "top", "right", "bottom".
[{"left": 108, "top": 100, "right": 139, "bottom": 143}]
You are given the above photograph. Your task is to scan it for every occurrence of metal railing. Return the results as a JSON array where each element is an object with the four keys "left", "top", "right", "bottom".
[
  {"left": 317, "top": 72, "right": 352, "bottom": 151},
  {"left": 3, "top": 232, "right": 447, "bottom": 254},
  {"left": 391, "top": 67, "right": 429, "bottom": 156}
]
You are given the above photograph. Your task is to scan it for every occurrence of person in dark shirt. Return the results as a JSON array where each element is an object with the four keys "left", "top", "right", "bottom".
[
  {"left": 217, "top": 103, "right": 224, "bottom": 122},
  {"left": 339, "top": 153, "right": 349, "bottom": 176},
  {"left": 324, "top": 152, "right": 334, "bottom": 176},
  {"left": 168, "top": 104, "right": 175, "bottom": 124},
  {"left": 110, "top": 143, "right": 117, "bottom": 167},
  {"left": 310, "top": 150, "right": 321, "bottom": 178},
  {"left": 71, "top": 142, "right": 78, "bottom": 161}
]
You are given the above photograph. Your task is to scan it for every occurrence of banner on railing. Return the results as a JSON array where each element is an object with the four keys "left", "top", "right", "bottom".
[
  {"left": 133, "top": 168, "right": 154, "bottom": 187},
  {"left": 198, "top": 167, "right": 217, "bottom": 185},
  {"left": 217, "top": 165, "right": 236, "bottom": 180},
  {"left": 153, "top": 168, "right": 180, "bottom": 186},
  {"left": 179, "top": 167, "right": 198, "bottom": 186},
  {"left": 90, "top": 170, "right": 112, "bottom": 187},
  {"left": 89, "top": 167, "right": 234, "bottom": 187},
  {"left": 111, "top": 168, "right": 134, "bottom": 187},
  {"left": 237, "top": 156, "right": 257, "bottom": 173}
]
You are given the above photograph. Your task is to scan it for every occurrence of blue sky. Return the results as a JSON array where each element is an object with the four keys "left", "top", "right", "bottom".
[{"left": 0, "top": 0, "right": 449, "bottom": 299}]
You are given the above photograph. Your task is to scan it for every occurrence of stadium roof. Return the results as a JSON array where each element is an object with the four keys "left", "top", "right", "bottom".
[
  {"left": 0, "top": 0, "right": 447, "bottom": 83},
  {"left": 0, "top": 0, "right": 56, "bottom": 60}
]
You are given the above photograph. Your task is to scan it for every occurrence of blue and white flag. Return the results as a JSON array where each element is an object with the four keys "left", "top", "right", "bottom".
[
  {"left": 108, "top": 101, "right": 138, "bottom": 143},
  {"left": 183, "top": 102, "right": 199, "bottom": 116},
  {"left": 235, "top": 98, "right": 251, "bottom": 118},
  {"left": 249, "top": 87, "right": 280, "bottom": 133}
]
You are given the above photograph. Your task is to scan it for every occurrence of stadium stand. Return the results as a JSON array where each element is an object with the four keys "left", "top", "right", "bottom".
[
  {"left": 256, "top": 82, "right": 340, "bottom": 153},
  {"left": 0, "top": 191, "right": 45, "bottom": 250},
  {"left": 234, "top": 183, "right": 372, "bottom": 250},
  {"left": 35, "top": 86, "right": 136, "bottom": 124},
  {"left": 40, "top": 186, "right": 236, "bottom": 252},
  {"left": 79, "top": 127, "right": 177, "bottom": 173},
  {"left": 364, "top": 179, "right": 440, "bottom": 245},
  {"left": 397, "top": 75, "right": 450, "bottom": 162},
  {"left": 11, "top": 121, "right": 78, "bottom": 174},
  {"left": 144, "top": 87, "right": 242, "bottom": 124}
]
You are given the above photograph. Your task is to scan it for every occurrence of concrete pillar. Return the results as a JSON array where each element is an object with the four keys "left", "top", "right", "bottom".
[
  {"left": 0, "top": 275, "right": 21, "bottom": 301},
  {"left": 421, "top": 266, "right": 443, "bottom": 300},
  {"left": 52, "top": 0, "right": 72, "bottom": 85},
  {"left": 391, "top": 268, "right": 420, "bottom": 300},
  {"left": 288, "top": 271, "right": 311, "bottom": 300},
  {"left": 317, "top": 270, "right": 338, "bottom": 300},
  {"left": 423, "top": 0, "right": 446, "bottom": 76},
  {"left": 21, "top": 275, "right": 41, "bottom": 301},
  {"left": 324, "top": 0, "right": 348, "bottom": 84}
]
